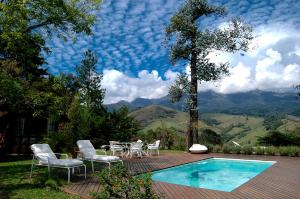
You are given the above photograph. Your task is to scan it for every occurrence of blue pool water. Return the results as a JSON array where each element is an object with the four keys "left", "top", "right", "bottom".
[{"left": 152, "top": 158, "right": 275, "bottom": 192}]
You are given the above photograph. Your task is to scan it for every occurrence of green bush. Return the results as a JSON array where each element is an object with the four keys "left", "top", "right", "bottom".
[
  {"left": 241, "top": 145, "right": 253, "bottom": 155},
  {"left": 32, "top": 175, "right": 61, "bottom": 191},
  {"left": 222, "top": 145, "right": 232, "bottom": 154},
  {"left": 139, "top": 123, "right": 185, "bottom": 150},
  {"left": 254, "top": 147, "right": 265, "bottom": 155},
  {"left": 265, "top": 146, "right": 277, "bottom": 156},
  {"left": 199, "top": 129, "right": 222, "bottom": 145},
  {"left": 92, "top": 164, "right": 161, "bottom": 199},
  {"left": 44, "top": 178, "right": 60, "bottom": 191},
  {"left": 212, "top": 145, "right": 222, "bottom": 153},
  {"left": 287, "top": 147, "right": 300, "bottom": 157},
  {"left": 278, "top": 147, "right": 289, "bottom": 156},
  {"left": 231, "top": 146, "right": 242, "bottom": 154}
]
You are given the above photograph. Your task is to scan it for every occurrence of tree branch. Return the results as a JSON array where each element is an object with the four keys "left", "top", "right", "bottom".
[{"left": 26, "top": 20, "right": 51, "bottom": 32}]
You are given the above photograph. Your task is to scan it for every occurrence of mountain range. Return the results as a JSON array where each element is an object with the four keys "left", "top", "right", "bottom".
[{"left": 107, "top": 90, "right": 300, "bottom": 116}]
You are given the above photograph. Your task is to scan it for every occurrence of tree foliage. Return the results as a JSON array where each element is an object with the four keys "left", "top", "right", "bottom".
[
  {"left": 76, "top": 50, "right": 105, "bottom": 110},
  {"left": 0, "top": 0, "right": 101, "bottom": 79},
  {"left": 199, "top": 128, "right": 222, "bottom": 145},
  {"left": 165, "top": 0, "right": 253, "bottom": 148},
  {"left": 257, "top": 131, "right": 300, "bottom": 146},
  {"left": 0, "top": 0, "right": 101, "bottom": 118}
]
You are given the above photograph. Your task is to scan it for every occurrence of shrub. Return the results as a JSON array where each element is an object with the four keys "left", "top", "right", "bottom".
[
  {"left": 32, "top": 175, "right": 61, "bottom": 191},
  {"left": 278, "top": 147, "right": 289, "bottom": 156},
  {"left": 254, "top": 147, "right": 265, "bottom": 155},
  {"left": 92, "top": 164, "right": 160, "bottom": 199},
  {"left": 212, "top": 145, "right": 222, "bottom": 153},
  {"left": 265, "top": 146, "right": 277, "bottom": 156},
  {"left": 199, "top": 129, "right": 222, "bottom": 145},
  {"left": 287, "top": 147, "right": 300, "bottom": 157},
  {"left": 44, "top": 178, "right": 60, "bottom": 191},
  {"left": 241, "top": 145, "right": 253, "bottom": 155},
  {"left": 231, "top": 146, "right": 242, "bottom": 154},
  {"left": 139, "top": 123, "right": 185, "bottom": 150},
  {"left": 222, "top": 145, "right": 232, "bottom": 154}
]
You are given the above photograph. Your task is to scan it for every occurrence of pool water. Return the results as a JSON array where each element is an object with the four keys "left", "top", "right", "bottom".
[{"left": 152, "top": 158, "right": 275, "bottom": 192}]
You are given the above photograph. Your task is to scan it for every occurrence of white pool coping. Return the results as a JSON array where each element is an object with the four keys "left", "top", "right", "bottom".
[{"left": 212, "top": 157, "right": 276, "bottom": 163}]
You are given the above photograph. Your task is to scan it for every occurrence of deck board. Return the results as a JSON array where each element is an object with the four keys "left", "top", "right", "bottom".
[{"left": 63, "top": 153, "right": 300, "bottom": 199}]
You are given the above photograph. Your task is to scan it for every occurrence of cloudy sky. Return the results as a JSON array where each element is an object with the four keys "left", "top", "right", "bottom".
[{"left": 45, "top": 0, "right": 300, "bottom": 104}]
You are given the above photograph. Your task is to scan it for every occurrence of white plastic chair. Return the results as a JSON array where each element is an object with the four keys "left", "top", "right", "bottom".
[
  {"left": 129, "top": 142, "right": 143, "bottom": 158},
  {"left": 147, "top": 140, "right": 160, "bottom": 156},
  {"left": 77, "top": 140, "right": 123, "bottom": 172},
  {"left": 30, "top": 144, "right": 86, "bottom": 183},
  {"left": 109, "top": 141, "right": 124, "bottom": 156}
]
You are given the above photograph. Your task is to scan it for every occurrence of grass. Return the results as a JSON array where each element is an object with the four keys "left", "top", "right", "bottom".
[{"left": 0, "top": 156, "right": 79, "bottom": 199}]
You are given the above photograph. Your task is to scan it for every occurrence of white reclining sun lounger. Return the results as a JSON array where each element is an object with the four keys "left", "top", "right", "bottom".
[
  {"left": 77, "top": 140, "right": 123, "bottom": 172},
  {"left": 30, "top": 144, "right": 86, "bottom": 183}
]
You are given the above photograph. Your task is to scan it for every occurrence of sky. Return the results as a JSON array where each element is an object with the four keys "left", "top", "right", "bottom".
[{"left": 45, "top": 0, "right": 300, "bottom": 104}]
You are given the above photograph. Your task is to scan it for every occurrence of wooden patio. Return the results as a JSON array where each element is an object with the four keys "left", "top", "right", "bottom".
[{"left": 63, "top": 152, "right": 300, "bottom": 199}]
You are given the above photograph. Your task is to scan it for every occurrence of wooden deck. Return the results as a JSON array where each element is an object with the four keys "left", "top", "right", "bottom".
[{"left": 63, "top": 153, "right": 300, "bottom": 199}]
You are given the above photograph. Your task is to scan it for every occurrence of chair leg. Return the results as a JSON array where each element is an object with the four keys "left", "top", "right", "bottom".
[
  {"left": 157, "top": 149, "right": 159, "bottom": 155},
  {"left": 83, "top": 165, "right": 86, "bottom": 179},
  {"left": 91, "top": 161, "right": 94, "bottom": 173},
  {"left": 30, "top": 163, "right": 34, "bottom": 179},
  {"left": 48, "top": 165, "right": 51, "bottom": 177},
  {"left": 72, "top": 168, "right": 74, "bottom": 174},
  {"left": 67, "top": 168, "right": 70, "bottom": 183}
]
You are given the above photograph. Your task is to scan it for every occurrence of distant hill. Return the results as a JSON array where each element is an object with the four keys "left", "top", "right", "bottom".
[
  {"left": 107, "top": 90, "right": 300, "bottom": 116},
  {"left": 130, "top": 105, "right": 300, "bottom": 145}
]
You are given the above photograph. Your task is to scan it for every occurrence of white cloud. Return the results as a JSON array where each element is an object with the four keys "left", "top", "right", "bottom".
[
  {"left": 197, "top": 25, "right": 300, "bottom": 94},
  {"left": 102, "top": 69, "right": 178, "bottom": 104}
]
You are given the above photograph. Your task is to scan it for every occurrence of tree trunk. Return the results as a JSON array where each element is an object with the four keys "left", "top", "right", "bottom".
[{"left": 190, "top": 50, "right": 198, "bottom": 146}]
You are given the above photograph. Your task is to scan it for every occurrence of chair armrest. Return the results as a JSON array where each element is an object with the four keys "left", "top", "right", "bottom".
[
  {"left": 53, "top": 153, "right": 69, "bottom": 159},
  {"left": 96, "top": 149, "right": 107, "bottom": 155}
]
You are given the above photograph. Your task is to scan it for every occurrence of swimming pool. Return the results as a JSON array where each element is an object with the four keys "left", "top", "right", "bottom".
[{"left": 151, "top": 158, "right": 275, "bottom": 192}]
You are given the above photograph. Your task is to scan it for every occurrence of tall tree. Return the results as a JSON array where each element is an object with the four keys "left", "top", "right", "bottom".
[
  {"left": 166, "top": 0, "right": 253, "bottom": 149},
  {"left": 76, "top": 50, "right": 105, "bottom": 110}
]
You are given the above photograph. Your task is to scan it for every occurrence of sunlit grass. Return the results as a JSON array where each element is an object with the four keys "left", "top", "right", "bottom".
[{"left": 0, "top": 157, "right": 79, "bottom": 199}]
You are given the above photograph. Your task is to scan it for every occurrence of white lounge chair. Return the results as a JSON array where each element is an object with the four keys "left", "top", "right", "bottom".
[
  {"left": 30, "top": 144, "right": 86, "bottom": 183},
  {"left": 77, "top": 140, "right": 123, "bottom": 172},
  {"left": 147, "top": 140, "right": 160, "bottom": 156},
  {"left": 109, "top": 141, "right": 124, "bottom": 156},
  {"left": 128, "top": 142, "right": 143, "bottom": 158},
  {"left": 189, "top": 144, "right": 208, "bottom": 154},
  {"left": 232, "top": 141, "right": 241, "bottom": 147}
]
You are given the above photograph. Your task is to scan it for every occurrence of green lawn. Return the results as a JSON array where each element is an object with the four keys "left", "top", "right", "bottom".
[{"left": 0, "top": 157, "right": 79, "bottom": 199}]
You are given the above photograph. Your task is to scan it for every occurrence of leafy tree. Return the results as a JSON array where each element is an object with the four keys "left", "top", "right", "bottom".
[
  {"left": 199, "top": 128, "right": 222, "bottom": 145},
  {"left": 76, "top": 50, "right": 105, "bottom": 110},
  {"left": 0, "top": 73, "right": 24, "bottom": 113},
  {"left": 106, "top": 107, "right": 140, "bottom": 142},
  {"left": 165, "top": 0, "right": 253, "bottom": 148},
  {"left": 257, "top": 131, "right": 300, "bottom": 146},
  {"left": 0, "top": 0, "right": 101, "bottom": 79},
  {"left": 0, "top": 0, "right": 101, "bottom": 120},
  {"left": 140, "top": 123, "right": 185, "bottom": 150}
]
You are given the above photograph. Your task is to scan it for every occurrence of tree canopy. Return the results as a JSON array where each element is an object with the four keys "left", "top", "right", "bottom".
[{"left": 0, "top": 0, "right": 101, "bottom": 79}]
